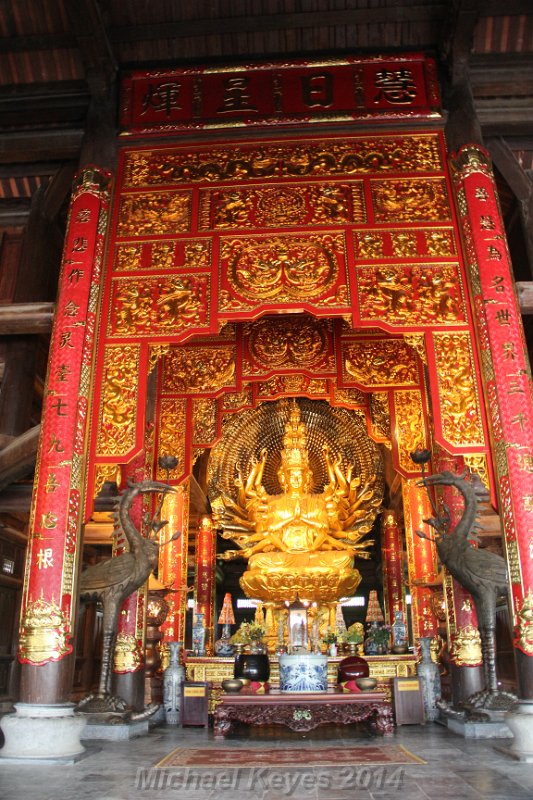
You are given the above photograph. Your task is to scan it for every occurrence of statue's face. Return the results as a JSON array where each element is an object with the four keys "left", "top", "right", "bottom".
[{"left": 287, "top": 468, "right": 304, "bottom": 490}]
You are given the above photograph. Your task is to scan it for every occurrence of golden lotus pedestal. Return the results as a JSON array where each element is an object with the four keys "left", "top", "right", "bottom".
[{"left": 240, "top": 551, "right": 361, "bottom": 603}]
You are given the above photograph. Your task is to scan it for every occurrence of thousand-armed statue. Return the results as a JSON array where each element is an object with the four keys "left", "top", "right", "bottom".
[{"left": 212, "top": 400, "right": 382, "bottom": 603}]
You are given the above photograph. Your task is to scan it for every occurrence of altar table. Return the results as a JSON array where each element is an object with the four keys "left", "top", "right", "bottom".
[{"left": 213, "top": 690, "right": 394, "bottom": 738}]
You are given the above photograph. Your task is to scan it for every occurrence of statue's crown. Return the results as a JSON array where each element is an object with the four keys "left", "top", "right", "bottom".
[{"left": 280, "top": 402, "right": 309, "bottom": 471}]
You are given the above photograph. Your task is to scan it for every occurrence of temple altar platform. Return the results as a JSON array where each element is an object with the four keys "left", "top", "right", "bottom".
[
  {"left": 213, "top": 689, "right": 394, "bottom": 738},
  {"left": 185, "top": 653, "right": 417, "bottom": 713}
]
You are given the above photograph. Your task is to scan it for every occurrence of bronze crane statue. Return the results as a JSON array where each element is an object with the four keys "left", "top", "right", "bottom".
[
  {"left": 78, "top": 479, "right": 178, "bottom": 715},
  {"left": 417, "top": 469, "right": 515, "bottom": 710}
]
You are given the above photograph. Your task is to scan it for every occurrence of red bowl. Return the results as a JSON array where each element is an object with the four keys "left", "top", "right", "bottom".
[{"left": 337, "top": 655, "right": 370, "bottom": 682}]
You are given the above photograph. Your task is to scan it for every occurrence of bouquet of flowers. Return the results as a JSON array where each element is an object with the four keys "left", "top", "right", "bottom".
[
  {"left": 230, "top": 621, "right": 266, "bottom": 644},
  {"left": 322, "top": 628, "right": 338, "bottom": 645}
]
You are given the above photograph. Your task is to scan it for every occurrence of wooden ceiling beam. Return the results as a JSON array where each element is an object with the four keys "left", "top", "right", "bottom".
[
  {"left": 0, "top": 484, "right": 33, "bottom": 513},
  {"left": 110, "top": 6, "right": 446, "bottom": 43},
  {"left": 0, "top": 425, "right": 40, "bottom": 493},
  {"left": 0, "top": 303, "right": 54, "bottom": 335},
  {"left": 65, "top": 0, "right": 117, "bottom": 91},
  {"left": 0, "top": 130, "right": 84, "bottom": 165}
]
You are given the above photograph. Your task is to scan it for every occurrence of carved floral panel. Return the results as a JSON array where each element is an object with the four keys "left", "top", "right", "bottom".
[
  {"left": 97, "top": 345, "right": 140, "bottom": 457},
  {"left": 354, "top": 228, "right": 456, "bottom": 260},
  {"left": 156, "top": 398, "right": 186, "bottom": 481},
  {"left": 393, "top": 389, "right": 428, "bottom": 474},
  {"left": 433, "top": 332, "right": 485, "bottom": 447}
]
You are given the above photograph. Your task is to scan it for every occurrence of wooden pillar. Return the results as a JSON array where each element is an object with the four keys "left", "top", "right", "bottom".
[
  {"left": 452, "top": 147, "right": 533, "bottom": 699},
  {"left": 17, "top": 168, "right": 111, "bottom": 705}
]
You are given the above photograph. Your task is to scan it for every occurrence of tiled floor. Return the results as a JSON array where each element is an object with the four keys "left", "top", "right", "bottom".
[{"left": 1, "top": 722, "right": 533, "bottom": 800}]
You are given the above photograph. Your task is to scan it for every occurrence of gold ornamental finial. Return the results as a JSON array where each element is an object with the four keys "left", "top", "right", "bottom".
[{"left": 279, "top": 400, "right": 309, "bottom": 474}]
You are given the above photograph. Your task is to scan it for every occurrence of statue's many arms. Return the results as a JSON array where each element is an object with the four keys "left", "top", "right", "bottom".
[{"left": 216, "top": 402, "right": 379, "bottom": 560}]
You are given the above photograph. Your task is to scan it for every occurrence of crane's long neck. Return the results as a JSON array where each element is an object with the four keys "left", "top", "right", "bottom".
[
  {"left": 119, "top": 485, "right": 144, "bottom": 554},
  {"left": 449, "top": 479, "right": 477, "bottom": 540}
]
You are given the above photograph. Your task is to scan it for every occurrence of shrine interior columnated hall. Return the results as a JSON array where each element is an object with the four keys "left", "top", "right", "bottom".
[{"left": 1, "top": 1, "right": 533, "bottom": 796}]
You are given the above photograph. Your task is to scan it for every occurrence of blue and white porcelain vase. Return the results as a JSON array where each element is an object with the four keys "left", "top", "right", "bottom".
[
  {"left": 417, "top": 636, "right": 441, "bottom": 721},
  {"left": 163, "top": 641, "right": 185, "bottom": 725}
]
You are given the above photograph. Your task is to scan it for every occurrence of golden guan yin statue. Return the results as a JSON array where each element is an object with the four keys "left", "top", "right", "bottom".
[{"left": 213, "top": 401, "right": 382, "bottom": 603}]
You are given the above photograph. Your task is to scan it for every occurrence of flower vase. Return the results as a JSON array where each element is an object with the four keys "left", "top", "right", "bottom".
[
  {"left": 329, "top": 643, "right": 337, "bottom": 658},
  {"left": 163, "top": 641, "right": 185, "bottom": 725},
  {"left": 417, "top": 636, "right": 441, "bottom": 721}
]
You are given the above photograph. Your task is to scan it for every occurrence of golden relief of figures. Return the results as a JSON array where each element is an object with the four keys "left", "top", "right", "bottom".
[
  {"left": 113, "top": 239, "right": 211, "bottom": 272},
  {"left": 117, "top": 191, "right": 192, "bottom": 236},
  {"left": 371, "top": 178, "right": 450, "bottom": 222},
  {"left": 433, "top": 332, "right": 485, "bottom": 446},
  {"left": 354, "top": 228, "right": 456, "bottom": 260},
  {"left": 123, "top": 134, "right": 442, "bottom": 188},
  {"left": 245, "top": 316, "right": 333, "bottom": 372},
  {"left": 256, "top": 375, "right": 329, "bottom": 398},
  {"left": 199, "top": 183, "right": 364, "bottom": 231},
  {"left": 109, "top": 275, "right": 209, "bottom": 337},
  {"left": 161, "top": 345, "right": 236, "bottom": 394},
  {"left": 223, "top": 233, "right": 342, "bottom": 302},
  {"left": 343, "top": 339, "right": 419, "bottom": 387},
  {"left": 357, "top": 264, "right": 465, "bottom": 325}
]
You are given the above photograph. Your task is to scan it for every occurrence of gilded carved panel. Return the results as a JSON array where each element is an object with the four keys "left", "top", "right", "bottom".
[
  {"left": 370, "top": 392, "right": 391, "bottom": 444},
  {"left": 393, "top": 390, "right": 428, "bottom": 473},
  {"left": 113, "top": 239, "right": 211, "bottom": 271},
  {"left": 122, "top": 135, "right": 443, "bottom": 188},
  {"left": 117, "top": 191, "right": 192, "bottom": 235},
  {"left": 357, "top": 264, "right": 466, "bottom": 326},
  {"left": 162, "top": 345, "right": 236, "bottom": 394},
  {"left": 354, "top": 228, "right": 456, "bottom": 260},
  {"left": 370, "top": 178, "right": 450, "bottom": 222},
  {"left": 342, "top": 339, "right": 419, "bottom": 387},
  {"left": 219, "top": 232, "right": 348, "bottom": 311},
  {"left": 243, "top": 316, "right": 335, "bottom": 376},
  {"left": 333, "top": 387, "right": 367, "bottom": 407},
  {"left": 256, "top": 375, "right": 329, "bottom": 398},
  {"left": 156, "top": 398, "right": 186, "bottom": 480},
  {"left": 108, "top": 274, "right": 210, "bottom": 337},
  {"left": 222, "top": 387, "right": 254, "bottom": 412},
  {"left": 433, "top": 332, "right": 485, "bottom": 447},
  {"left": 192, "top": 398, "right": 219, "bottom": 445},
  {"left": 199, "top": 182, "right": 365, "bottom": 230},
  {"left": 97, "top": 345, "right": 140, "bottom": 457}
]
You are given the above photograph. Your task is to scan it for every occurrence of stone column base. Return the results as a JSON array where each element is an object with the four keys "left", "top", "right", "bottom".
[
  {"left": 0, "top": 703, "right": 86, "bottom": 761},
  {"left": 500, "top": 701, "right": 533, "bottom": 762}
]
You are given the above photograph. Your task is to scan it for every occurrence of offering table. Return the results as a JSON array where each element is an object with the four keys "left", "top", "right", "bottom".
[
  {"left": 185, "top": 654, "right": 417, "bottom": 713},
  {"left": 213, "top": 689, "right": 394, "bottom": 738}
]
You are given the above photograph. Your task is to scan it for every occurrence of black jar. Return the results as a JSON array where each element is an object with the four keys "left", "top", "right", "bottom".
[{"left": 234, "top": 652, "right": 270, "bottom": 682}]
